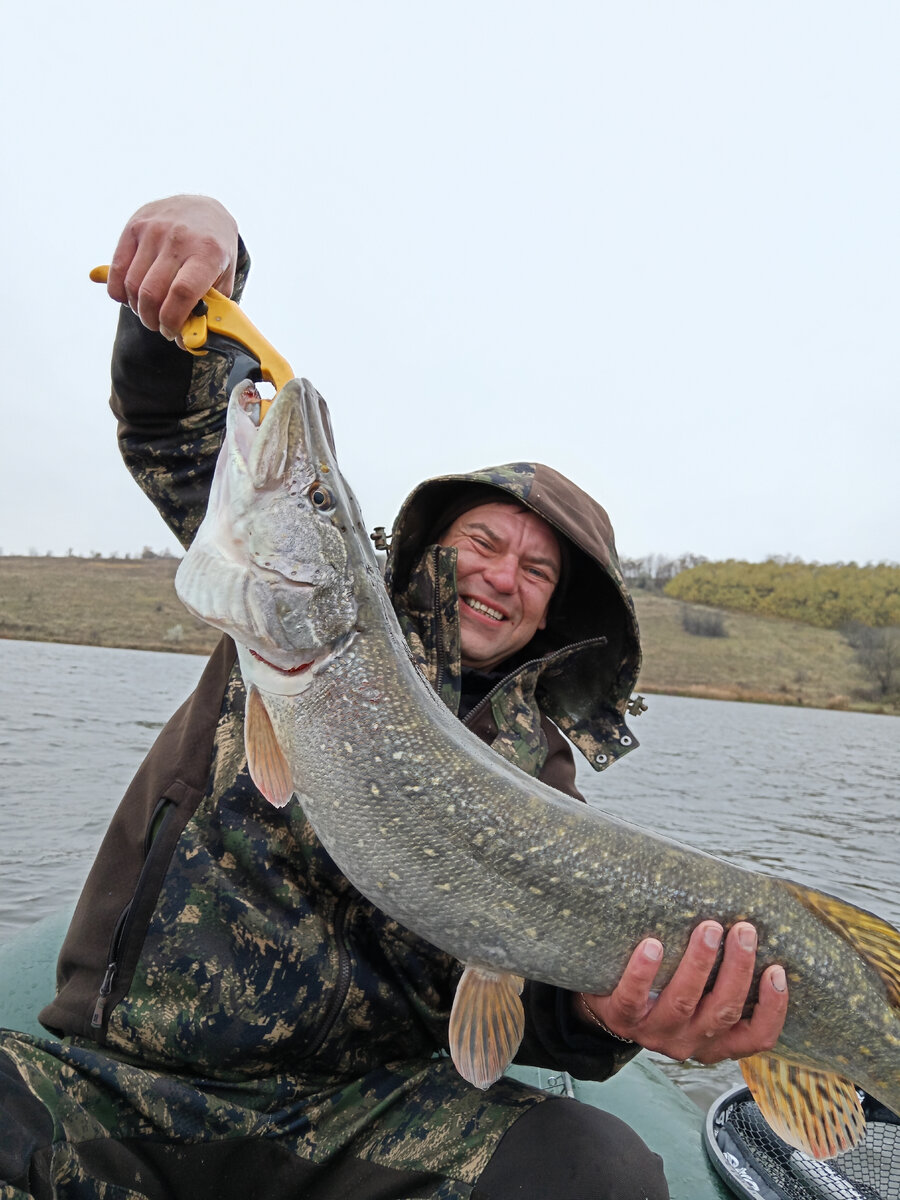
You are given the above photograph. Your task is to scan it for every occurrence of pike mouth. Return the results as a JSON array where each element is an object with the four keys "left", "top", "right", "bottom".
[{"left": 249, "top": 649, "right": 316, "bottom": 676}]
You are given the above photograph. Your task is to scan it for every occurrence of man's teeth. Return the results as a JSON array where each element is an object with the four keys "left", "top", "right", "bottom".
[{"left": 464, "top": 597, "right": 505, "bottom": 622}]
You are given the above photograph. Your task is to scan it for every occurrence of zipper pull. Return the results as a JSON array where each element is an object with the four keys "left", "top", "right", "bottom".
[{"left": 91, "top": 962, "right": 117, "bottom": 1029}]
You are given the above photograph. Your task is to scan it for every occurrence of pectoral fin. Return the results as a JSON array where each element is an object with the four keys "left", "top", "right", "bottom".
[
  {"left": 739, "top": 1052, "right": 866, "bottom": 1159},
  {"left": 245, "top": 685, "right": 294, "bottom": 807},
  {"left": 449, "top": 964, "right": 525, "bottom": 1090}
]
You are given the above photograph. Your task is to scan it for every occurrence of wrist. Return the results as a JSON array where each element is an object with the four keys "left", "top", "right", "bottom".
[{"left": 575, "top": 994, "right": 636, "bottom": 1044}]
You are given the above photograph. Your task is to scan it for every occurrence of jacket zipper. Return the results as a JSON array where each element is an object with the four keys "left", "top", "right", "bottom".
[
  {"left": 299, "top": 891, "right": 354, "bottom": 1060},
  {"left": 461, "top": 637, "right": 606, "bottom": 730},
  {"left": 90, "top": 796, "right": 174, "bottom": 1031},
  {"left": 431, "top": 545, "right": 448, "bottom": 701},
  {"left": 91, "top": 902, "right": 132, "bottom": 1028}
]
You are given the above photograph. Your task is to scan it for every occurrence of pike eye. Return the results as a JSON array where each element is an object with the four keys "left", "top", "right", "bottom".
[{"left": 309, "top": 482, "right": 334, "bottom": 511}]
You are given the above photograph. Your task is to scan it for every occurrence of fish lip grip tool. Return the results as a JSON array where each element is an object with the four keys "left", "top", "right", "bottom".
[{"left": 90, "top": 265, "right": 293, "bottom": 420}]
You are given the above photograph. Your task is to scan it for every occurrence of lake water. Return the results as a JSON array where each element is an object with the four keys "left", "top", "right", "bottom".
[{"left": 1, "top": 638, "right": 897, "bottom": 1106}]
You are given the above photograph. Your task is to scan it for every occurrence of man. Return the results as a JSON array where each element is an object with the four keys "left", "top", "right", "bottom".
[{"left": 0, "top": 196, "right": 787, "bottom": 1199}]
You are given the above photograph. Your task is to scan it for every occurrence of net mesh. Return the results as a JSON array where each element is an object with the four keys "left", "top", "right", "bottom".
[{"left": 709, "top": 1089, "right": 900, "bottom": 1200}]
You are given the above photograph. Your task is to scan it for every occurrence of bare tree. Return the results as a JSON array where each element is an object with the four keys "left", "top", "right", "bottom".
[{"left": 842, "top": 622, "right": 900, "bottom": 697}]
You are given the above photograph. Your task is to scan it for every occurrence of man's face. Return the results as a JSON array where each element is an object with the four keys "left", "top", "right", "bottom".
[{"left": 439, "top": 501, "right": 561, "bottom": 672}]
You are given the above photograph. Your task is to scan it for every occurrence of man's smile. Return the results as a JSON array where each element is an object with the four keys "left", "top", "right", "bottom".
[{"left": 462, "top": 596, "right": 506, "bottom": 622}]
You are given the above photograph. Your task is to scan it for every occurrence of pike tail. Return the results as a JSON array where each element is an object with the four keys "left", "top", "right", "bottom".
[{"left": 741, "top": 881, "right": 900, "bottom": 1159}]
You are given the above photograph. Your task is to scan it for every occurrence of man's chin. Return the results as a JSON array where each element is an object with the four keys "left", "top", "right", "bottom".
[{"left": 459, "top": 635, "right": 510, "bottom": 674}]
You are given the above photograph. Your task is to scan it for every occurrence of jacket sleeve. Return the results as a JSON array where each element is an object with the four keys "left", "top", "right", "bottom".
[
  {"left": 108, "top": 241, "right": 252, "bottom": 550},
  {"left": 516, "top": 717, "right": 643, "bottom": 1080}
]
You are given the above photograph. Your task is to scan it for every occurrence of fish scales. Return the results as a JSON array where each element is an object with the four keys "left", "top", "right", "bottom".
[
  {"left": 176, "top": 376, "right": 900, "bottom": 1157},
  {"left": 260, "top": 613, "right": 883, "bottom": 1016}
]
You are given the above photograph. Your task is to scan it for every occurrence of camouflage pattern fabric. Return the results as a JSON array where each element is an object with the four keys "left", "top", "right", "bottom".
[
  {"left": 0, "top": 1033, "right": 545, "bottom": 1197},
  {"left": 394, "top": 545, "right": 464, "bottom": 716}
]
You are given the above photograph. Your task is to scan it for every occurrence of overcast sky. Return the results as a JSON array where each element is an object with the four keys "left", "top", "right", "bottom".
[{"left": 2, "top": 2, "right": 897, "bottom": 566}]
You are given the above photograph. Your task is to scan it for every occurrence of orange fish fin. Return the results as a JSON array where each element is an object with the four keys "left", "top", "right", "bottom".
[
  {"left": 739, "top": 1052, "right": 866, "bottom": 1159},
  {"left": 449, "top": 965, "right": 525, "bottom": 1091},
  {"left": 784, "top": 881, "right": 900, "bottom": 1008},
  {"left": 244, "top": 685, "right": 294, "bottom": 808}
]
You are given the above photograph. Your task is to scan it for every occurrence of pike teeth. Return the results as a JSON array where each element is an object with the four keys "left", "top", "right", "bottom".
[{"left": 463, "top": 597, "right": 505, "bottom": 622}]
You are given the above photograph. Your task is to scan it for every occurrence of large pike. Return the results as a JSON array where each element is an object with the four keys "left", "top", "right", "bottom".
[{"left": 176, "top": 378, "right": 900, "bottom": 1160}]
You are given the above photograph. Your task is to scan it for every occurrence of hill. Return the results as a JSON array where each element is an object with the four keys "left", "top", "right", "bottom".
[
  {"left": 0, "top": 557, "right": 895, "bottom": 715},
  {"left": 631, "top": 589, "right": 891, "bottom": 713}
]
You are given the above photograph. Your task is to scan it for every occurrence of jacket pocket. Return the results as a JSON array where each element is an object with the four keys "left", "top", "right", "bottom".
[{"left": 89, "top": 780, "right": 200, "bottom": 1037}]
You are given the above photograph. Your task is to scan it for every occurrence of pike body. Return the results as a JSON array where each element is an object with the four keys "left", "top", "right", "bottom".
[{"left": 176, "top": 379, "right": 900, "bottom": 1159}]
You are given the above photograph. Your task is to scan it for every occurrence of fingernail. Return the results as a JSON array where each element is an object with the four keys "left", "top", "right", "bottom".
[
  {"left": 771, "top": 966, "right": 787, "bottom": 993},
  {"left": 159, "top": 325, "right": 176, "bottom": 342},
  {"left": 738, "top": 925, "right": 757, "bottom": 952},
  {"left": 703, "top": 924, "right": 723, "bottom": 950},
  {"left": 642, "top": 939, "right": 663, "bottom": 962}
]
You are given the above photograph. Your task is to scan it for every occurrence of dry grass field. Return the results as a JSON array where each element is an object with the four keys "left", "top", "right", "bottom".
[
  {"left": 0, "top": 556, "right": 218, "bottom": 656},
  {"left": 0, "top": 557, "right": 895, "bottom": 715},
  {"left": 633, "top": 590, "right": 890, "bottom": 713}
]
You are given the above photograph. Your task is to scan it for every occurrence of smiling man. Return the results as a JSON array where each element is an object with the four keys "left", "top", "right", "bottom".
[
  {"left": 0, "top": 195, "right": 788, "bottom": 1200},
  {"left": 442, "top": 500, "right": 561, "bottom": 671}
]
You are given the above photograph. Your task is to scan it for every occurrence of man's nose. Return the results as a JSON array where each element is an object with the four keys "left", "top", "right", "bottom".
[{"left": 483, "top": 553, "right": 518, "bottom": 592}]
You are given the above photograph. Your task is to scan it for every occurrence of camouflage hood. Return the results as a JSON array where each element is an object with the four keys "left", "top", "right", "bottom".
[{"left": 383, "top": 462, "right": 642, "bottom": 771}]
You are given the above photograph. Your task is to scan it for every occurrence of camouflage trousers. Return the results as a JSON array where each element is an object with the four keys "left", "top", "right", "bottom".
[{"left": 0, "top": 1031, "right": 668, "bottom": 1200}]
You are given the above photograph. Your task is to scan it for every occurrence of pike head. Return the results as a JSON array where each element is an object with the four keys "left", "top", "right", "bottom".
[{"left": 175, "top": 377, "right": 375, "bottom": 693}]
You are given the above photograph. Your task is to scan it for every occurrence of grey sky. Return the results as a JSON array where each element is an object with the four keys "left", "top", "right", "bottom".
[{"left": 3, "top": 2, "right": 897, "bottom": 565}]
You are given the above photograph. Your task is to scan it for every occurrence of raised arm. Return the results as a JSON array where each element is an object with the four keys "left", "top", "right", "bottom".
[{"left": 103, "top": 196, "right": 251, "bottom": 548}]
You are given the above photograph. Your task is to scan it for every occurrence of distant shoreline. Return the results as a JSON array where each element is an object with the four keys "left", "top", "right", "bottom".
[{"left": 1, "top": 557, "right": 896, "bottom": 716}]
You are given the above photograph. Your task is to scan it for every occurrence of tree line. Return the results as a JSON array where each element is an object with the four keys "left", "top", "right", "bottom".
[{"left": 662, "top": 558, "right": 900, "bottom": 629}]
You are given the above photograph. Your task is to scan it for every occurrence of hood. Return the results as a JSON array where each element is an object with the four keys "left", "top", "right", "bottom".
[{"left": 384, "top": 462, "right": 643, "bottom": 771}]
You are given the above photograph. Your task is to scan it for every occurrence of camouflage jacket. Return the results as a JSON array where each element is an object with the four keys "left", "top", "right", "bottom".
[{"left": 40, "top": 248, "right": 643, "bottom": 1086}]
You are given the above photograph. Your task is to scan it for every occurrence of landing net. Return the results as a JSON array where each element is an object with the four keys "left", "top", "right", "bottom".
[{"left": 705, "top": 1085, "right": 900, "bottom": 1200}]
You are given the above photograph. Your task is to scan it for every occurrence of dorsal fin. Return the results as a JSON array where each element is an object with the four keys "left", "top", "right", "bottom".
[
  {"left": 244, "top": 685, "right": 294, "bottom": 807},
  {"left": 740, "top": 1052, "right": 866, "bottom": 1159},
  {"left": 449, "top": 965, "right": 525, "bottom": 1091},
  {"left": 784, "top": 881, "right": 900, "bottom": 1008}
]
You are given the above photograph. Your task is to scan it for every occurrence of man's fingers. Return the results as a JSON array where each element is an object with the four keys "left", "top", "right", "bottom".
[
  {"left": 647, "top": 921, "right": 722, "bottom": 1030},
  {"left": 130, "top": 252, "right": 183, "bottom": 333},
  {"left": 691, "top": 964, "right": 789, "bottom": 1062},
  {"left": 107, "top": 228, "right": 140, "bottom": 307},
  {"left": 742, "top": 962, "right": 788, "bottom": 1048},
  {"left": 103, "top": 196, "right": 239, "bottom": 335},
  {"left": 580, "top": 938, "right": 663, "bottom": 1034},
  {"left": 609, "top": 938, "right": 664, "bottom": 1025},
  {"left": 696, "top": 921, "right": 759, "bottom": 1033},
  {"left": 156, "top": 259, "right": 228, "bottom": 336}
]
